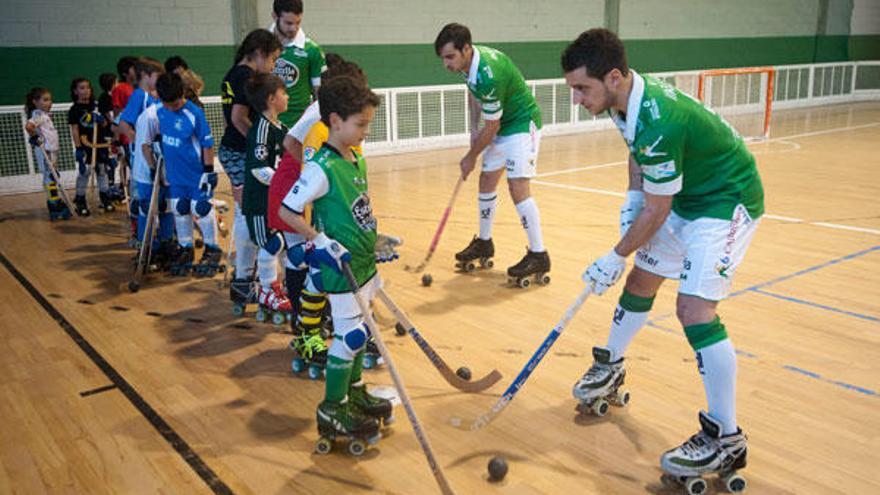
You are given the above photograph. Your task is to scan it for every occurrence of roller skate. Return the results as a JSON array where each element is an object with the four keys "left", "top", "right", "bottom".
[
  {"left": 99, "top": 191, "right": 116, "bottom": 212},
  {"left": 572, "top": 346, "right": 630, "bottom": 417},
  {"left": 107, "top": 184, "right": 125, "bottom": 204},
  {"left": 362, "top": 337, "right": 384, "bottom": 369},
  {"left": 230, "top": 276, "right": 257, "bottom": 317},
  {"left": 47, "top": 199, "right": 71, "bottom": 221},
  {"left": 290, "top": 330, "right": 328, "bottom": 380},
  {"left": 153, "top": 239, "right": 178, "bottom": 272},
  {"left": 349, "top": 381, "right": 394, "bottom": 427},
  {"left": 169, "top": 245, "right": 194, "bottom": 276},
  {"left": 256, "top": 281, "right": 292, "bottom": 325},
  {"left": 660, "top": 411, "right": 748, "bottom": 495},
  {"left": 193, "top": 244, "right": 224, "bottom": 278},
  {"left": 454, "top": 236, "right": 494, "bottom": 272},
  {"left": 315, "top": 399, "right": 381, "bottom": 456},
  {"left": 74, "top": 195, "right": 90, "bottom": 217},
  {"left": 507, "top": 249, "right": 550, "bottom": 288}
]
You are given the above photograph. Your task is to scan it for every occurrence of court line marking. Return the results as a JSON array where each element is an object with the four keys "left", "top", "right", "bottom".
[{"left": 0, "top": 251, "right": 235, "bottom": 495}]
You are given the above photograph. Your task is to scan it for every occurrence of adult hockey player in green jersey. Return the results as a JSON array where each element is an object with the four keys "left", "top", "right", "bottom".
[
  {"left": 435, "top": 23, "right": 550, "bottom": 287},
  {"left": 562, "top": 28, "right": 762, "bottom": 491}
]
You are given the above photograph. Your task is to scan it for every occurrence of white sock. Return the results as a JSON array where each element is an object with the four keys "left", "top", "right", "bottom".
[
  {"left": 514, "top": 197, "right": 544, "bottom": 252},
  {"left": 196, "top": 207, "right": 217, "bottom": 247},
  {"left": 478, "top": 192, "right": 497, "bottom": 240},
  {"left": 234, "top": 204, "right": 256, "bottom": 278},
  {"left": 605, "top": 305, "right": 649, "bottom": 362},
  {"left": 697, "top": 339, "right": 738, "bottom": 435},
  {"left": 174, "top": 212, "right": 194, "bottom": 246},
  {"left": 257, "top": 248, "right": 278, "bottom": 286}
]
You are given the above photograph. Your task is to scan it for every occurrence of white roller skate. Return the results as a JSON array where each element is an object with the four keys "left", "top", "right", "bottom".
[
  {"left": 660, "top": 411, "right": 748, "bottom": 495},
  {"left": 572, "top": 346, "right": 630, "bottom": 416}
]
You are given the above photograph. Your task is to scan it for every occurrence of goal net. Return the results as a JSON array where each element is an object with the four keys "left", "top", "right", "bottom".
[{"left": 698, "top": 66, "right": 774, "bottom": 141}]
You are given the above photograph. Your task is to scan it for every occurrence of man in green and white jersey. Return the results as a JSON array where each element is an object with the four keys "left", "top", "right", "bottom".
[
  {"left": 435, "top": 23, "right": 550, "bottom": 285},
  {"left": 269, "top": 0, "right": 326, "bottom": 128},
  {"left": 563, "top": 29, "right": 762, "bottom": 483}
]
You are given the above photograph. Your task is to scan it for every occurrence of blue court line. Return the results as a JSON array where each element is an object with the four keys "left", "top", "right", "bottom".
[
  {"left": 750, "top": 288, "right": 880, "bottom": 323},
  {"left": 783, "top": 366, "right": 878, "bottom": 397}
]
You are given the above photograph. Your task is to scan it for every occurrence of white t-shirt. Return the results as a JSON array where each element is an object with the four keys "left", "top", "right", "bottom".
[
  {"left": 29, "top": 109, "right": 60, "bottom": 152},
  {"left": 133, "top": 104, "right": 160, "bottom": 185}
]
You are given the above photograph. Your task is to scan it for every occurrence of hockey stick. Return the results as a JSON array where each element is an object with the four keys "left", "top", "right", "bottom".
[
  {"left": 376, "top": 287, "right": 501, "bottom": 393},
  {"left": 342, "top": 264, "right": 455, "bottom": 495},
  {"left": 462, "top": 284, "right": 593, "bottom": 431},
  {"left": 88, "top": 112, "right": 100, "bottom": 208},
  {"left": 128, "top": 158, "right": 164, "bottom": 293},
  {"left": 40, "top": 144, "right": 76, "bottom": 217},
  {"left": 405, "top": 176, "right": 464, "bottom": 273}
]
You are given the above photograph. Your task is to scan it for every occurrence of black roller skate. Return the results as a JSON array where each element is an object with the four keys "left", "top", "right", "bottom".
[
  {"left": 153, "top": 239, "right": 177, "bottom": 272},
  {"left": 99, "top": 191, "right": 116, "bottom": 212},
  {"left": 454, "top": 236, "right": 494, "bottom": 272},
  {"left": 193, "top": 244, "right": 224, "bottom": 278},
  {"left": 362, "top": 337, "right": 384, "bottom": 370},
  {"left": 169, "top": 245, "right": 194, "bottom": 276},
  {"left": 572, "top": 346, "right": 630, "bottom": 417},
  {"left": 47, "top": 199, "right": 72, "bottom": 221},
  {"left": 507, "top": 249, "right": 551, "bottom": 288},
  {"left": 315, "top": 400, "right": 381, "bottom": 456},
  {"left": 290, "top": 330, "right": 328, "bottom": 380},
  {"left": 74, "top": 195, "right": 90, "bottom": 217},
  {"left": 660, "top": 411, "right": 748, "bottom": 495},
  {"left": 349, "top": 381, "right": 394, "bottom": 427},
  {"left": 230, "top": 276, "right": 257, "bottom": 317}
]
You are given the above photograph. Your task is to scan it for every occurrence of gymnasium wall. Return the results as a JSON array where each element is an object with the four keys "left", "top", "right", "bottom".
[{"left": 1, "top": 0, "right": 878, "bottom": 105}]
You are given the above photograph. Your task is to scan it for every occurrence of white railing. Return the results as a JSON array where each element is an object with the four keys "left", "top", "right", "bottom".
[{"left": 1, "top": 60, "right": 878, "bottom": 195}]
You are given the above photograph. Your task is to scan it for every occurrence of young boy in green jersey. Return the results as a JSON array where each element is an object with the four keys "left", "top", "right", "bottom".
[
  {"left": 278, "top": 76, "right": 392, "bottom": 452},
  {"left": 242, "top": 73, "right": 295, "bottom": 322},
  {"left": 562, "top": 29, "right": 760, "bottom": 489}
]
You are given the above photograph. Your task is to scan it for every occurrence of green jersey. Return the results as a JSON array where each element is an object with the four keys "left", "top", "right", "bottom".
[
  {"left": 311, "top": 145, "right": 377, "bottom": 293},
  {"left": 465, "top": 45, "right": 542, "bottom": 136},
  {"left": 272, "top": 27, "right": 326, "bottom": 127},
  {"left": 243, "top": 114, "right": 287, "bottom": 215},
  {"left": 614, "top": 72, "right": 764, "bottom": 220}
]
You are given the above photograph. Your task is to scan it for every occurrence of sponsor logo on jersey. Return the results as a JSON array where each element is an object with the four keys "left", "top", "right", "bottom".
[
  {"left": 274, "top": 58, "right": 301, "bottom": 88},
  {"left": 350, "top": 192, "right": 377, "bottom": 231},
  {"left": 640, "top": 135, "right": 667, "bottom": 158},
  {"left": 254, "top": 144, "right": 269, "bottom": 160},
  {"left": 303, "top": 146, "right": 317, "bottom": 160},
  {"left": 174, "top": 119, "right": 183, "bottom": 131},
  {"left": 643, "top": 98, "right": 661, "bottom": 120},
  {"left": 642, "top": 159, "right": 676, "bottom": 181},
  {"left": 293, "top": 48, "right": 307, "bottom": 57}
]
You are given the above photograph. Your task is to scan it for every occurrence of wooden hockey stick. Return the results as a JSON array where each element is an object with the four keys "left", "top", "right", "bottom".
[{"left": 405, "top": 176, "right": 464, "bottom": 273}]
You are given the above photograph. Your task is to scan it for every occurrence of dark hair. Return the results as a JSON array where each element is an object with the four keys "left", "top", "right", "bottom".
[
  {"left": 318, "top": 76, "right": 379, "bottom": 126},
  {"left": 234, "top": 28, "right": 283, "bottom": 64},
  {"left": 434, "top": 23, "right": 472, "bottom": 56},
  {"left": 135, "top": 57, "right": 165, "bottom": 81},
  {"left": 117, "top": 56, "right": 138, "bottom": 80},
  {"left": 273, "top": 0, "right": 303, "bottom": 15},
  {"left": 69, "top": 77, "right": 93, "bottom": 102},
  {"left": 24, "top": 87, "right": 50, "bottom": 115},
  {"left": 99, "top": 73, "right": 117, "bottom": 93},
  {"left": 245, "top": 73, "right": 286, "bottom": 112},
  {"left": 321, "top": 53, "right": 367, "bottom": 85},
  {"left": 561, "top": 28, "right": 628, "bottom": 79},
  {"left": 164, "top": 56, "right": 189, "bottom": 74},
  {"left": 156, "top": 73, "right": 185, "bottom": 103}
]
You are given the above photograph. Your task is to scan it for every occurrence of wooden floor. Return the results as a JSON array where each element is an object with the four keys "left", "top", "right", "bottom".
[{"left": 1, "top": 101, "right": 878, "bottom": 494}]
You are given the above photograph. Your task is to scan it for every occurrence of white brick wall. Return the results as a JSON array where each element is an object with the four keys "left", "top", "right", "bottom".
[{"left": 0, "top": 0, "right": 234, "bottom": 46}]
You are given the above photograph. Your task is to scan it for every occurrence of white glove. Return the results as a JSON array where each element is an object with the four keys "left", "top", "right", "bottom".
[
  {"left": 251, "top": 166, "right": 275, "bottom": 186},
  {"left": 620, "top": 190, "right": 645, "bottom": 237},
  {"left": 308, "top": 232, "right": 351, "bottom": 273},
  {"left": 375, "top": 233, "right": 403, "bottom": 263},
  {"left": 583, "top": 249, "right": 627, "bottom": 295}
]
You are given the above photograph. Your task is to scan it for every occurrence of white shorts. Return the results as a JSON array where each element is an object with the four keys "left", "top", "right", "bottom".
[
  {"left": 482, "top": 121, "right": 541, "bottom": 179},
  {"left": 327, "top": 273, "right": 382, "bottom": 330},
  {"left": 634, "top": 205, "right": 760, "bottom": 301}
]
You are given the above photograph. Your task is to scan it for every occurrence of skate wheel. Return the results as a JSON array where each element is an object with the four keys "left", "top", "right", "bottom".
[
  {"left": 128, "top": 280, "right": 140, "bottom": 293},
  {"left": 218, "top": 265, "right": 226, "bottom": 273},
  {"left": 348, "top": 439, "right": 367, "bottom": 456},
  {"left": 465, "top": 262, "right": 476, "bottom": 272},
  {"left": 255, "top": 309, "right": 267, "bottom": 323},
  {"left": 232, "top": 304, "right": 245, "bottom": 317},
  {"left": 272, "top": 312, "right": 286, "bottom": 326},
  {"left": 610, "top": 389, "right": 630, "bottom": 407},
  {"left": 308, "top": 365, "right": 323, "bottom": 380},
  {"left": 480, "top": 258, "right": 493, "bottom": 269},
  {"left": 291, "top": 358, "right": 306, "bottom": 373},
  {"left": 363, "top": 355, "right": 375, "bottom": 370},
  {"left": 685, "top": 477, "right": 707, "bottom": 495},
  {"left": 591, "top": 399, "right": 609, "bottom": 417},
  {"left": 540, "top": 274, "right": 551, "bottom": 285},
  {"left": 518, "top": 277, "right": 531, "bottom": 289},
  {"left": 315, "top": 437, "right": 333, "bottom": 455},
  {"left": 382, "top": 415, "right": 395, "bottom": 427},
  {"left": 723, "top": 473, "right": 747, "bottom": 493}
]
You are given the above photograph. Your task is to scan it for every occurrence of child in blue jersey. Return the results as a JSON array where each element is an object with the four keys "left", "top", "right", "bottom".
[{"left": 154, "top": 72, "right": 222, "bottom": 277}]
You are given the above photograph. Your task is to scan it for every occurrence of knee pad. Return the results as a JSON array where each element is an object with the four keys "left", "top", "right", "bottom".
[
  {"left": 287, "top": 242, "right": 308, "bottom": 269},
  {"left": 297, "top": 289, "right": 327, "bottom": 330},
  {"left": 172, "top": 197, "right": 191, "bottom": 216},
  {"left": 129, "top": 198, "right": 139, "bottom": 218},
  {"left": 193, "top": 199, "right": 213, "bottom": 218},
  {"left": 139, "top": 198, "right": 151, "bottom": 216},
  {"left": 329, "top": 321, "right": 368, "bottom": 361},
  {"left": 263, "top": 232, "right": 283, "bottom": 255}
]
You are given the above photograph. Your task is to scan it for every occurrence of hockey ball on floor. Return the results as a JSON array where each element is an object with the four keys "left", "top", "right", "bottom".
[
  {"left": 421, "top": 274, "right": 433, "bottom": 287},
  {"left": 456, "top": 366, "right": 471, "bottom": 381},
  {"left": 488, "top": 456, "right": 508, "bottom": 481}
]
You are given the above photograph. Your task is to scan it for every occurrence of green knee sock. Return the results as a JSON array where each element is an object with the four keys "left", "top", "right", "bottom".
[{"left": 325, "top": 355, "right": 353, "bottom": 403}]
